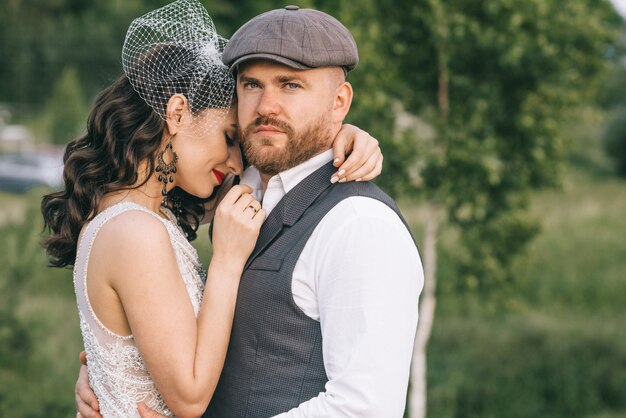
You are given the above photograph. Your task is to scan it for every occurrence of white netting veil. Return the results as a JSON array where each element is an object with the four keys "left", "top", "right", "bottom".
[{"left": 122, "top": 0, "right": 234, "bottom": 133}]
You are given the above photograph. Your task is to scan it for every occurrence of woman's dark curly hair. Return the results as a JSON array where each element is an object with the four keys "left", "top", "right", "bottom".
[{"left": 41, "top": 46, "right": 232, "bottom": 268}]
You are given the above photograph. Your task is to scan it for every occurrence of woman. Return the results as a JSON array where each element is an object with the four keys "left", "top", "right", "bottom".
[{"left": 43, "top": 1, "right": 383, "bottom": 417}]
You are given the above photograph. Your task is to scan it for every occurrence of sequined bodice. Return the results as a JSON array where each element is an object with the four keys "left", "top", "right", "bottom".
[{"left": 73, "top": 202, "right": 206, "bottom": 417}]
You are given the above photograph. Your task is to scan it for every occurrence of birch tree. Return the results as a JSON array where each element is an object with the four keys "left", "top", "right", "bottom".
[{"left": 322, "top": 1, "right": 620, "bottom": 417}]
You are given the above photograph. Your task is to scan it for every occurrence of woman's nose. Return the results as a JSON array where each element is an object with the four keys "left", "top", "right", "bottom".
[{"left": 225, "top": 144, "right": 244, "bottom": 176}]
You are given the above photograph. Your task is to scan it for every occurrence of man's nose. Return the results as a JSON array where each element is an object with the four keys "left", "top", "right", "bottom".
[{"left": 256, "top": 88, "right": 280, "bottom": 117}]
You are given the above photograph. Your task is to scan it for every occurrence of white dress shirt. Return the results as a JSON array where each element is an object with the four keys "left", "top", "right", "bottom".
[{"left": 240, "top": 149, "right": 424, "bottom": 417}]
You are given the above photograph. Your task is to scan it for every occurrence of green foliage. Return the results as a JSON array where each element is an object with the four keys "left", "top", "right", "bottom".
[
  {"left": 602, "top": 107, "right": 626, "bottom": 176},
  {"left": 0, "top": 276, "right": 31, "bottom": 391},
  {"left": 0, "top": 190, "right": 78, "bottom": 417},
  {"left": 597, "top": 25, "right": 626, "bottom": 177},
  {"left": 425, "top": 128, "right": 626, "bottom": 417},
  {"left": 42, "top": 67, "right": 87, "bottom": 145},
  {"left": 0, "top": 0, "right": 175, "bottom": 104},
  {"left": 352, "top": 0, "right": 621, "bottom": 287},
  {"left": 454, "top": 207, "right": 540, "bottom": 290}
]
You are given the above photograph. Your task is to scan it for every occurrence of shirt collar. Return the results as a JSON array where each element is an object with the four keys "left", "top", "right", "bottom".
[
  {"left": 240, "top": 149, "right": 334, "bottom": 198},
  {"left": 275, "top": 149, "right": 334, "bottom": 195}
]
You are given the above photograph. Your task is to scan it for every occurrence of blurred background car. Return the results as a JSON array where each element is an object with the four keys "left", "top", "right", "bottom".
[{"left": 0, "top": 149, "right": 63, "bottom": 193}]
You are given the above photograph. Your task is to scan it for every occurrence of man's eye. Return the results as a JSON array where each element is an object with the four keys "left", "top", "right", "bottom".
[
  {"left": 244, "top": 82, "right": 259, "bottom": 89},
  {"left": 286, "top": 83, "right": 301, "bottom": 89}
]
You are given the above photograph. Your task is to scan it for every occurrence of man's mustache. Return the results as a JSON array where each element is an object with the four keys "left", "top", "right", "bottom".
[{"left": 242, "top": 117, "right": 294, "bottom": 139}]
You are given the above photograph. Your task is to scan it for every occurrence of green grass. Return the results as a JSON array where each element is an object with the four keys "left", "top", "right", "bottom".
[
  {"left": 514, "top": 169, "right": 626, "bottom": 313},
  {"left": 427, "top": 312, "right": 626, "bottom": 418},
  {"left": 0, "top": 191, "right": 30, "bottom": 224},
  {"left": 418, "top": 134, "right": 626, "bottom": 418}
]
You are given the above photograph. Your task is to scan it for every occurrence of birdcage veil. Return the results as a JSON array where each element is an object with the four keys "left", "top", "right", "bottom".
[{"left": 122, "top": 0, "right": 234, "bottom": 133}]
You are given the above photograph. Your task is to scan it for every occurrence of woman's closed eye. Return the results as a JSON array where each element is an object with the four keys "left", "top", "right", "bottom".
[{"left": 225, "top": 132, "right": 235, "bottom": 146}]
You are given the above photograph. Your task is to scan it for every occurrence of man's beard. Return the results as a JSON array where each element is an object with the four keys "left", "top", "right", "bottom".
[{"left": 240, "top": 112, "right": 333, "bottom": 176}]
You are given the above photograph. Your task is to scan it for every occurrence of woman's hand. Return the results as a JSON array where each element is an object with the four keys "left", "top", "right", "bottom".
[
  {"left": 211, "top": 184, "right": 265, "bottom": 268},
  {"left": 331, "top": 123, "right": 383, "bottom": 183}
]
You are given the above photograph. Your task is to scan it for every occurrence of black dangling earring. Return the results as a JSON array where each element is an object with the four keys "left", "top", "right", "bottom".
[
  {"left": 155, "top": 135, "right": 178, "bottom": 209},
  {"left": 170, "top": 189, "right": 184, "bottom": 226}
]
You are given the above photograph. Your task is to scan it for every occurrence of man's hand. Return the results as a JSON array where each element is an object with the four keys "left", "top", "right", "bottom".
[
  {"left": 137, "top": 402, "right": 170, "bottom": 418},
  {"left": 75, "top": 351, "right": 102, "bottom": 418}
]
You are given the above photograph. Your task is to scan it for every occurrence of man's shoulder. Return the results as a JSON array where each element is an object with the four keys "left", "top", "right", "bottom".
[
  {"left": 310, "top": 188, "right": 419, "bottom": 261},
  {"left": 330, "top": 179, "right": 391, "bottom": 199},
  {"left": 326, "top": 181, "right": 399, "bottom": 218},
  {"left": 319, "top": 182, "right": 411, "bottom": 237},
  {"left": 325, "top": 195, "right": 402, "bottom": 226}
]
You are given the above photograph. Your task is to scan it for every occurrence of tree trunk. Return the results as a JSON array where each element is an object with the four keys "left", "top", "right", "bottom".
[
  {"left": 410, "top": 2, "right": 447, "bottom": 416},
  {"left": 409, "top": 201, "right": 439, "bottom": 418}
]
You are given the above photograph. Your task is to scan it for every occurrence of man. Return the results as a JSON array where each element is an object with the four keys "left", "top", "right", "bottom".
[{"left": 78, "top": 6, "right": 423, "bottom": 417}]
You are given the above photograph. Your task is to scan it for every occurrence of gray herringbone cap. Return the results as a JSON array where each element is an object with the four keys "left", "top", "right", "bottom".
[{"left": 222, "top": 5, "right": 359, "bottom": 73}]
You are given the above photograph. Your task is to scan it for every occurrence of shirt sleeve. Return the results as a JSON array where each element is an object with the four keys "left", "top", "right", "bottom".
[{"left": 273, "top": 197, "right": 424, "bottom": 417}]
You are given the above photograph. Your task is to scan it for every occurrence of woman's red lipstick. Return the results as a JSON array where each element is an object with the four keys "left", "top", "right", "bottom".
[{"left": 212, "top": 169, "right": 225, "bottom": 185}]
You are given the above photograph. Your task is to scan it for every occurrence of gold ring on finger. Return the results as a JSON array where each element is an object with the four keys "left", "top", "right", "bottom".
[{"left": 247, "top": 205, "right": 259, "bottom": 214}]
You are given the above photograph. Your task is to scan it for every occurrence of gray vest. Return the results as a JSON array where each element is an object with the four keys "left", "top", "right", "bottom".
[{"left": 204, "top": 161, "right": 413, "bottom": 418}]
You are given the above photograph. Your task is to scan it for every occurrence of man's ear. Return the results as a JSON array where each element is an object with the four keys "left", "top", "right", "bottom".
[
  {"left": 165, "top": 94, "right": 189, "bottom": 135},
  {"left": 332, "top": 81, "right": 353, "bottom": 124}
]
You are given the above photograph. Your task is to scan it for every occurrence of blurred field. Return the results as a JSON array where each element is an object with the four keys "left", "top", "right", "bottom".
[
  {"left": 1, "top": 138, "right": 625, "bottom": 417},
  {"left": 423, "top": 201, "right": 626, "bottom": 417},
  {"left": 421, "top": 131, "right": 626, "bottom": 417}
]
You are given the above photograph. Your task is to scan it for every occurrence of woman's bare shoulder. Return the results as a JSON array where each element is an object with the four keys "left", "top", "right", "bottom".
[{"left": 94, "top": 208, "right": 174, "bottom": 264}]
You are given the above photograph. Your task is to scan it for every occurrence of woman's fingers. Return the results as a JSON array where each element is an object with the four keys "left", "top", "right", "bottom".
[
  {"left": 332, "top": 128, "right": 379, "bottom": 182},
  {"left": 361, "top": 154, "right": 384, "bottom": 182},
  {"left": 251, "top": 207, "right": 266, "bottom": 223},
  {"left": 232, "top": 193, "right": 261, "bottom": 214},
  {"left": 341, "top": 147, "right": 383, "bottom": 182},
  {"left": 338, "top": 134, "right": 369, "bottom": 174},
  {"left": 333, "top": 136, "right": 380, "bottom": 183},
  {"left": 216, "top": 185, "right": 258, "bottom": 221},
  {"left": 331, "top": 126, "right": 351, "bottom": 168},
  {"left": 218, "top": 184, "right": 253, "bottom": 207}
]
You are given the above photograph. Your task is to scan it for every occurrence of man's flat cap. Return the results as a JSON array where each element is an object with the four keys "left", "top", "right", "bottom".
[{"left": 223, "top": 6, "right": 359, "bottom": 73}]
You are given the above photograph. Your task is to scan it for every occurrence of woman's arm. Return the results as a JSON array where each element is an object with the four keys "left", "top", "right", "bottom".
[{"left": 99, "top": 186, "right": 263, "bottom": 418}]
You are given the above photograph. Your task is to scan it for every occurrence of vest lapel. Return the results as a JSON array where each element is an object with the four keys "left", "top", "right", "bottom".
[{"left": 244, "top": 161, "right": 336, "bottom": 269}]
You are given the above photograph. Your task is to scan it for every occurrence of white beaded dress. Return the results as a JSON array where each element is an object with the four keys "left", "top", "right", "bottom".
[{"left": 73, "top": 202, "right": 206, "bottom": 417}]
